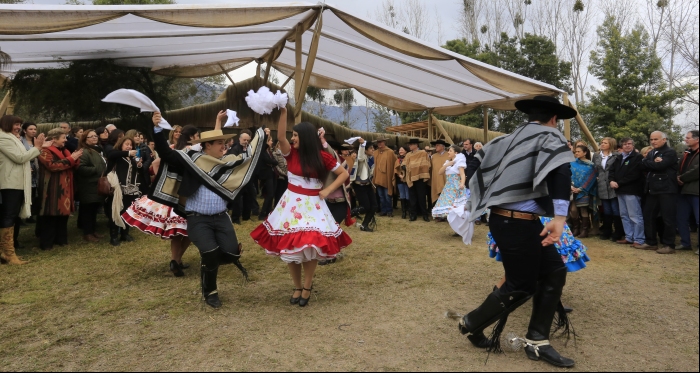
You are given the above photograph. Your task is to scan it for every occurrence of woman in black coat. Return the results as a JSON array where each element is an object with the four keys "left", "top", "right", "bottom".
[{"left": 256, "top": 130, "right": 280, "bottom": 220}]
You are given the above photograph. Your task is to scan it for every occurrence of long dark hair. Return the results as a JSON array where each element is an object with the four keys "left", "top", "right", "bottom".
[
  {"left": 175, "top": 125, "right": 199, "bottom": 150},
  {"left": 21, "top": 121, "right": 36, "bottom": 142},
  {"left": 107, "top": 129, "right": 124, "bottom": 145},
  {"left": 293, "top": 122, "right": 328, "bottom": 181}
]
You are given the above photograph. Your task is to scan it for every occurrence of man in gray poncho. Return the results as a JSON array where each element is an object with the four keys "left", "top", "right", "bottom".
[{"left": 458, "top": 96, "right": 577, "bottom": 368}]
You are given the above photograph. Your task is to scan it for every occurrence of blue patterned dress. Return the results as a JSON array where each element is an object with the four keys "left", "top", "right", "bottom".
[
  {"left": 487, "top": 217, "right": 590, "bottom": 272},
  {"left": 432, "top": 153, "right": 468, "bottom": 218}
]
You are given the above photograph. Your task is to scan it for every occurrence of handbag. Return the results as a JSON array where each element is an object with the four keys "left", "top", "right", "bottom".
[{"left": 97, "top": 168, "right": 113, "bottom": 196}]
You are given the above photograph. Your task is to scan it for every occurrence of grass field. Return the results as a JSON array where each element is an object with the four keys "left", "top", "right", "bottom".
[{"left": 1, "top": 210, "right": 698, "bottom": 371}]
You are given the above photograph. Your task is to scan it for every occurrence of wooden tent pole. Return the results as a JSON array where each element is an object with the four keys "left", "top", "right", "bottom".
[
  {"left": 293, "top": 8, "right": 324, "bottom": 124},
  {"left": 427, "top": 109, "right": 433, "bottom": 142},
  {"left": 562, "top": 93, "right": 571, "bottom": 140},
  {"left": 0, "top": 90, "right": 10, "bottom": 116},
  {"left": 482, "top": 106, "right": 488, "bottom": 142},
  {"left": 294, "top": 23, "right": 303, "bottom": 124},
  {"left": 263, "top": 52, "right": 275, "bottom": 85},
  {"left": 567, "top": 100, "right": 599, "bottom": 152},
  {"left": 432, "top": 114, "right": 453, "bottom": 144},
  {"left": 280, "top": 72, "right": 294, "bottom": 90}
]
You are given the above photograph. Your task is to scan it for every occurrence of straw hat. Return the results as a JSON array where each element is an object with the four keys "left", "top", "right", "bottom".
[{"left": 188, "top": 129, "right": 236, "bottom": 144}]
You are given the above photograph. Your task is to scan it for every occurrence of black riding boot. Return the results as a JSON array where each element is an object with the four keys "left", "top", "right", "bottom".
[
  {"left": 109, "top": 222, "right": 120, "bottom": 246},
  {"left": 611, "top": 216, "right": 624, "bottom": 241},
  {"left": 120, "top": 225, "right": 135, "bottom": 242},
  {"left": 401, "top": 199, "right": 408, "bottom": 219},
  {"left": 524, "top": 267, "right": 575, "bottom": 368},
  {"left": 201, "top": 250, "right": 221, "bottom": 308},
  {"left": 459, "top": 288, "right": 531, "bottom": 351},
  {"left": 599, "top": 214, "right": 612, "bottom": 240}
]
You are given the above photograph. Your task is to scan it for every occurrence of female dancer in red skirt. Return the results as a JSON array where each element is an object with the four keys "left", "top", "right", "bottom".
[{"left": 251, "top": 107, "right": 352, "bottom": 307}]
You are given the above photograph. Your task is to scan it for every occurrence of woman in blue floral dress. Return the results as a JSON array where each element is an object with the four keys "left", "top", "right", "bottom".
[{"left": 432, "top": 145, "right": 468, "bottom": 219}]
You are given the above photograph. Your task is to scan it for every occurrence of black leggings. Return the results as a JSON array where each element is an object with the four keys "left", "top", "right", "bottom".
[
  {"left": 259, "top": 176, "right": 277, "bottom": 217},
  {"left": 38, "top": 215, "right": 69, "bottom": 249},
  {"left": 0, "top": 189, "right": 24, "bottom": 228},
  {"left": 353, "top": 184, "right": 377, "bottom": 227}
]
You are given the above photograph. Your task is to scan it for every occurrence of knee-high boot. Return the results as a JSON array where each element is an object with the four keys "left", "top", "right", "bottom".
[
  {"left": 109, "top": 221, "right": 120, "bottom": 246},
  {"left": 120, "top": 225, "right": 134, "bottom": 242},
  {"left": 611, "top": 216, "right": 624, "bottom": 241},
  {"left": 579, "top": 216, "right": 590, "bottom": 238},
  {"left": 524, "top": 267, "right": 575, "bottom": 367},
  {"left": 458, "top": 288, "right": 531, "bottom": 351},
  {"left": 201, "top": 250, "right": 221, "bottom": 308},
  {"left": 0, "top": 227, "right": 27, "bottom": 265},
  {"left": 401, "top": 199, "right": 408, "bottom": 219}
]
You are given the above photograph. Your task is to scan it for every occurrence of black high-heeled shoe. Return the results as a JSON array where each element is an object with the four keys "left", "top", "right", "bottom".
[
  {"left": 170, "top": 260, "right": 185, "bottom": 277},
  {"left": 299, "top": 287, "right": 312, "bottom": 307},
  {"left": 290, "top": 288, "right": 302, "bottom": 305}
]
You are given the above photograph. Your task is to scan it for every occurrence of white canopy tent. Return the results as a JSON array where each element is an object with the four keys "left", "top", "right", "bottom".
[{"left": 0, "top": 2, "right": 592, "bottom": 144}]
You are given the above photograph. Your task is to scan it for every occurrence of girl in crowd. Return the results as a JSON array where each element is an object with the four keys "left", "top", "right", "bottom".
[
  {"left": 394, "top": 145, "right": 410, "bottom": 219},
  {"left": 20, "top": 122, "right": 39, "bottom": 224},
  {"left": 125, "top": 129, "right": 153, "bottom": 171},
  {"left": 96, "top": 126, "right": 110, "bottom": 149},
  {"left": 168, "top": 125, "right": 182, "bottom": 146},
  {"left": 122, "top": 123, "right": 203, "bottom": 276},
  {"left": 76, "top": 129, "right": 107, "bottom": 242},
  {"left": 251, "top": 107, "right": 352, "bottom": 307},
  {"left": 593, "top": 137, "right": 622, "bottom": 241},
  {"left": 0, "top": 115, "right": 47, "bottom": 264},
  {"left": 36, "top": 128, "right": 82, "bottom": 250},
  {"left": 105, "top": 136, "right": 150, "bottom": 246},
  {"left": 570, "top": 144, "right": 598, "bottom": 238},
  {"left": 431, "top": 145, "right": 468, "bottom": 221},
  {"left": 104, "top": 129, "right": 124, "bottom": 155}
]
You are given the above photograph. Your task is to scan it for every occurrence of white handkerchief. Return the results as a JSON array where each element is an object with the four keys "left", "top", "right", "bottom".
[
  {"left": 317, "top": 127, "right": 325, "bottom": 137},
  {"left": 102, "top": 89, "right": 172, "bottom": 129},
  {"left": 272, "top": 90, "right": 288, "bottom": 109},
  {"left": 224, "top": 109, "right": 240, "bottom": 127},
  {"left": 245, "top": 87, "right": 288, "bottom": 115},
  {"left": 345, "top": 136, "right": 361, "bottom": 144}
]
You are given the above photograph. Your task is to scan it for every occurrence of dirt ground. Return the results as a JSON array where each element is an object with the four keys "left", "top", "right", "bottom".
[{"left": 1, "top": 213, "right": 698, "bottom": 372}]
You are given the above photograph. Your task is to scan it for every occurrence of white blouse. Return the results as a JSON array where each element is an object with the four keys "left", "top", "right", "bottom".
[{"left": 444, "top": 153, "right": 467, "bottom": 175}]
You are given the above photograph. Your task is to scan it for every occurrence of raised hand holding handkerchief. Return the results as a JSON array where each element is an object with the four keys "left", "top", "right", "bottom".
[
  {"left": 224, "top": 109, "right": 240, "bottom": 127},
  {"left": 245, "top": 87, "right": 289, "bottom": 115},
  {"left": 102, "top": 89, "right": 173, "bottom": 129},
  {"left": 345, "top": 136, "right": 361, "bottom": 145}
]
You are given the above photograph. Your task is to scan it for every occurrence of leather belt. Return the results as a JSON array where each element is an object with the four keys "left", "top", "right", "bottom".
[{"left": 491, "top": 207, "right": 539, "bottom": 221}]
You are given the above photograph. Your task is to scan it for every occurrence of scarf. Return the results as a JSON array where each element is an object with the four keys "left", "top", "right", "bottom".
[
  {"left": 152, "top": 127, "right": 264, "bottom": 216},
  {"left": 571, "top": 158, "right": 598, "bottom": 200},
  {"left": 468, "top": 122, "right": 574, "bottom": 221},
  {"left": 0, "top": 132, "right": 33, "bottom": 219}
]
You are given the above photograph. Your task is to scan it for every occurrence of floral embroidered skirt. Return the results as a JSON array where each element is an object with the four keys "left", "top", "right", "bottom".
[
  {"left": 432, "top": 174, "right": 468, "bottom": 218},
  {"left": 251, "top": 189, "right": 352, "bottom": 264},
  {"left": 121, "top": 196, "right": 188, "bottom": 239},
  {"left": 486, "top": 217, "right": 590, "bottom": 272}
]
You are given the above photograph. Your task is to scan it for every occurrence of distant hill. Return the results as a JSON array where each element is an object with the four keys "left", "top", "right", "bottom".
[{"left": 301, "top": 102, "right": 401, "bottom": 132}]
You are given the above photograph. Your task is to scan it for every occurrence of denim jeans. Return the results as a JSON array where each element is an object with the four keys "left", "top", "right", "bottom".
[
  {"left": 677, "top": 194, "right": 699, "bottom": 248},
  {"left": 376, "top": 186, "right": 392, "bottom": 214},
  {"left": 601, "top": 198, "right": 620, "bottom": 216},
  {"left": 617, "top": 194, "right": 645, "bottom": 244},
  {"left": 397, "top": 183, "right": 409, "bottom": 199}
]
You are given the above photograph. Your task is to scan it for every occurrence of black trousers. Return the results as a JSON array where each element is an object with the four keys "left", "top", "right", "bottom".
[
  {"left": 0, "top": 189, "right": 24, "bottom": 228},
  {"left": 489, "top": 214, "right": 565, "bottom": 295},
  {"left": 38, "top": 215, "right": 69, "bottom": 249},
  {"left": 408, "top": 180, "right": 429, "bottom": 216},
  {"left": 231, "top": 182, "right": 257, "bottom": 221},
  {"left": 259, "top": 176, "right": 277, "bottom": 217},
  {"left": 643, "top": 193, "right": 677, "bottom": 248},
  {"left": 274, "top": 177, "right": 288, "bottom": 207},
  {"left": 186, "top": 213, "right": 240, "bottom": 256},
  {"left": 79, "top": 202, "right": 101, "bottom": 235},
  {"left": 354, "top": 184, "right": 377, "bottom": 227},
  {"left": 326, "top": 201, "right": 347, "bottom": 224}
]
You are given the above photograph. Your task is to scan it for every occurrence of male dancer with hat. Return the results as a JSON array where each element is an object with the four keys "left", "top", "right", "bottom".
[
  {"left": 373, "top": 136, "right": 397, "bottom": 217},
  {"left": 429, "top": 139, "right": 451, "bottom": 221},
  {"left": 457, "top": 96, "right": 577, "bottom": 367},
  {"left": 403, "top": 138, "right": 431, "bottom": 221},
  {"left": 150, "top": 112, "right": 263, "bottom": 308}
]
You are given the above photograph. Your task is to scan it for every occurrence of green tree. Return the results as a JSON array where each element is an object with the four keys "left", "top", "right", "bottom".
[
  {"left": 580, "top": 16, "right": 683, "bottom": 146},
  {"left": 333, "top": 89, "right": 355, "bottom": 125},
  {"left": 371, "top": 104, "right": 393, "bottom": 133},
  {"left": 442, "top": 33, "right": 572, "bottom": 133},
  {"left": 306, "top": 85, "right": 326, "bottom": 118}
]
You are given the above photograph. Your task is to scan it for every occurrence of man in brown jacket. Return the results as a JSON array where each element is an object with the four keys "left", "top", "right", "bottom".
[
  {"left": 429, "top": 139, "right": 450, "bottom": 220},
  {"left": 373, "top": 137, "right": 397, "bottom": 217},
  {"left": 404, "top": 138, "right": 431, "bottom": 221}
]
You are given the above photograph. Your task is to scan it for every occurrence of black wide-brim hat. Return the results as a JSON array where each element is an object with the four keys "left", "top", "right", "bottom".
[
  {"left": 514, "top": 95, "right": 577, "bottom": 120},
  {"left": 430, "top": 139, "right": 450, "bottom": 146},
  {"left": 407, "top": 138, "right": 421, "bottom": 144}
]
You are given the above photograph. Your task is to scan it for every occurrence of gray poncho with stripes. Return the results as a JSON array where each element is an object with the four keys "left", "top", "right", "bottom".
[{"left": 468, "top": 122, "right": 575, "bottom": 221}]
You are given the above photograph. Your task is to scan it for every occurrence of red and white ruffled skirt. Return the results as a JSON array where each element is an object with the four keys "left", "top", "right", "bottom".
[
  {"left": 251, "top": 174, "right": 352, "bottom": 263},
  {"left": 121, "top": 196, "right": 187, "bottom": 239}
]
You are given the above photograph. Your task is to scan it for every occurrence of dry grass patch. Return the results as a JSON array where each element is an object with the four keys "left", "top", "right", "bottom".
[{"left": 1, "top": 211, "right": 698, "bottom": 371}]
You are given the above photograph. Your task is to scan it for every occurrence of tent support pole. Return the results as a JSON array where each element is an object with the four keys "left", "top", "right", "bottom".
[
  {"left": 294, "top": 8, "right": 324, "bottom": 124},
  {"left": 567, "top": 99, "right": 598, "bottom": 152},
  {"left": 427, "top": 109, "right": 433, "bottom": 142},
  {"left": 432, "top": 114, "right": 453, "bottom": 144},
  {"left": 218, "top": 64, "right": 236, "bottom": 86},
  {"left": 294, "top": 23, "right": 303, "bottom": 124},
  {"left": 0, "top": 90, "right": 10, "bottom": 116},
  {"left": 263, "top": 52, "right": 275, "bottom": 85},
  {"left": 483, "top": 106, "right": 488, "bottom": 143},
  {"left": 280, "top": 72, "right": 294, "bottom": 90},
  {"left": 563, "top": 93, "right": 571, "bottom": 140}
]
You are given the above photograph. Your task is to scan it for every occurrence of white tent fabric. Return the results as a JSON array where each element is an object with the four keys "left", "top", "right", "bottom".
[{"left": 0, "top": 2, "right": 563, "bottom": 115}]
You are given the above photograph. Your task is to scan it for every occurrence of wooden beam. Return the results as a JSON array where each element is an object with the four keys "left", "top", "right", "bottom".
[
  {"left": 263, "top": 51, "right": 274, "bottom": 85},
  {"left": 431, "top": 114, "right": 453, "bottom": 145},
  {"left": 293, "top": 9, "right": 324, "bottom": 123},
  {"left": 0, "top": 90, "right": 10, "bottom": 116},
  {"left": 562, "top": 93, "right": 571, "bottom": 140},
  {"left": 482, "top": 106, "right": 488, "bottom": 143},
  {"left": 280, "top": 71, "right": 294, "bottom": 90},
  {"left": 427, "top": 109, "right": 434, "bottom": 142},
  {"left": 294, "top": 23, "right": 303, "bottom": 124},
  {"left": 567, "top": 100, "right": 599, "bottom": 152}
]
